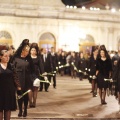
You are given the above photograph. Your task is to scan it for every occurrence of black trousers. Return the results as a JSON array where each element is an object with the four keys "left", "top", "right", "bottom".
[
  {"left": 18, "top": 90, "right": 28, "bottom": 112},
  {"left": 79, "top": 73, "right": 84, "bottom": 80},
  {"left": 50, "top": 74, "right": 56, "bottom": 88},
  {"left": 40, "top": 75, "right": 51, "bottom": 91}
]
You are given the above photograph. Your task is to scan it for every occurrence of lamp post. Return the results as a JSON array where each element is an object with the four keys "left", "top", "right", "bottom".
[
  {"left": 78, "top": 38, "right": 82, "bottom": 52},
  {"left": 62, "top": 43, "right": 69, "bottom": 51},
  {"left": 78, "top": 43, "right": 81, "bottom": 52}
]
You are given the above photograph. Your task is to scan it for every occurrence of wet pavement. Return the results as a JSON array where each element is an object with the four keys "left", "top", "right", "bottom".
[{"left": 11, "top": 75, "right": 120, "bottom": 119}]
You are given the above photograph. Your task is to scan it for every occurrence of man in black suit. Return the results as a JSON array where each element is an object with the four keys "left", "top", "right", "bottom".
[
  {"left": 50, "top": 47, "right": 58, "bottom": 89},
  {"left": 40, "top": 48, "right": 53, "bottom": 92}
]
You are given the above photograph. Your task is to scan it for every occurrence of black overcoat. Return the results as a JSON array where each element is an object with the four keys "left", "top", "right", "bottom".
[{"left": 12, "top": 55, "right": 35, "bottom": 91}]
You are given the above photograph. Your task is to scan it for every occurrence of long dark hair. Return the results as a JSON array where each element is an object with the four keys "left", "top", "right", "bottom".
[
  {"left": 91, "top": 46, "right": 98, "bottom": 58},
  {"left": 98, "top": 45, "right": 110, "bottom": 59},
  {"left": 29, "top": 43, "right": 40, "bottom": 56}
]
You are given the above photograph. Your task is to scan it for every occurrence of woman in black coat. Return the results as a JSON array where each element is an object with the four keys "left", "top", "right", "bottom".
[
  {"left": 12, "top": 39, "right": 35, "bottom": 117},
  {"left": 77, "top": 52, "right": 87, "bottom": 81},
  {"left": 0, "top": 49, "right": 21, "bottom": 120},
  {"left": 29, "top": 43, "right": 44, "bottom": 107},
  {"left": 59, "top": 51, "right": 66, "bottom": 76},
  {"left": 88, "top": 46, "right": 98, "bottom": 97},
  {"left": 96, "top": 47, "right": 112, "bottom": 105},
  {"left": 69, "top": 52, "right": 78, "bottom": 79}
]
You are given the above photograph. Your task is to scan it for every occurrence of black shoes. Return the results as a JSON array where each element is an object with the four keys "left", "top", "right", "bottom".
[
  {"left": 93, "top": 92, "right": 97, "bottom": 97},
  {"left": 39, "top": 90, "right": 42, "bottom": 92},
  {"left": 93, "top": 94, "right": 97, "bottom": 97},
  {"left": 29, "top": 102, "right": 36, "bottom": 108},
  {"left": 79, "top": 77, "right": 83, "bottom": 81},
  {"left": 102, "top": 101, "right": 107, "bottom": 105},
  {"left": 101, "top": 100, "right": 107, "bottom": 105},
  {"left": 18, "top": 110, "right": 27, "bottom": 117},
  {"left": 29, "top": 102, "right": 33, "bottom": 108},
  {"left": 18, "top": 111, "right": 22, "bottom": 117},
  {"left": 23, "top": 111, "right": 27, "bottom": 117}
]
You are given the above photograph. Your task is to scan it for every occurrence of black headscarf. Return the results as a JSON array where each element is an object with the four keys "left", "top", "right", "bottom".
[
  {"left": 14, "top": 39, "right": 29, "bottom": 57},
  {"left": 10, "top": 39, "right": 30, "bottom": 62}
]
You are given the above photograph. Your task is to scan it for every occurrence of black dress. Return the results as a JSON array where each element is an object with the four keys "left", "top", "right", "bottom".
[
  {"left": 32, "top": 56, "right": 44, "bottom": 79},
  {"left": 0, "top": 64, "right": 18, "bottom": 111},
  {"left": 96, "top": 58, "right": 112, "bottom": 89}
]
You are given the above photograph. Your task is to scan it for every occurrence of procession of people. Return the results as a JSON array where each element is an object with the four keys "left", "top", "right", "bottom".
[{"left": 0, "top": 39, "right": 120, "bottom": 119}]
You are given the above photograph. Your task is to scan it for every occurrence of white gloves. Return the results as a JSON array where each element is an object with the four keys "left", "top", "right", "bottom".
[
  {"left": 44, "top": 76, "right": 51, "bottom": 85},
  {"left": 42, "top": 72, "right": 47, "bottom": 76},
  {"left": 33, "top": 78, "right": 40, "bottom": 87},
  {"left": 44, "top": 76, "right": 48, "bottom": 81},
  {"left": 84, "top": 72, "right": 87, "bottom": 75},
  {"left": 92, "top": 75, "right": 96, "bottom": 79}
]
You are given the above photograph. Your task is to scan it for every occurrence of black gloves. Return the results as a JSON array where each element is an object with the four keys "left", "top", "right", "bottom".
[{"left": 17, "top": 90, "right": 23, "bottom": 96}]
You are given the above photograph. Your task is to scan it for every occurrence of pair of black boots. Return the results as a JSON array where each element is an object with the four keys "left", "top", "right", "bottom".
[
  {"left": 29, "top": 102, "right": 36, "bottom": 108},
  {"left": 18, "top": 107, "right": 27, "bottom": 117},
  {"left": 18, "top": 99, "right": 27, "bottom": 117},
  {"left": 18, "top": 111, "right": 27, "bottom": 117},
  {"left": 101, "top": 99, "right": 107, "bottom": 105}
]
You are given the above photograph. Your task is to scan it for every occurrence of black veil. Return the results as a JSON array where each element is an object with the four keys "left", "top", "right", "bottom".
[
  {"left": 14, "top": 39, "right": 29, "bottom": 57},
  {"left": 10, "top": 39, "right": 29, "bottom": 63}
]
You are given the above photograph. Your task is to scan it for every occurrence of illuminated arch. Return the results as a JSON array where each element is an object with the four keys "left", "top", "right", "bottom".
[
  {"left": 0, "top": 31, "right": 13, "bottom": 45},
  {"left": 39, "top": 32, "right": 56, "bottom": 51},
  {"left": 79, "top": 34, "right": 95, "bottom": 53}
]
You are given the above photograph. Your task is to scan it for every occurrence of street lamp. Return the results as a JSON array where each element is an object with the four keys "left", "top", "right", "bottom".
[{"left": 62, "top": 43, "right": 69, "bottom": 51}]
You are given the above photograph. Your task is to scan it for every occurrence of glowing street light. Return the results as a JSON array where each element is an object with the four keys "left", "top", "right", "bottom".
[
  {"left": 66, "top": 5, "right": 69, "bottom": 8},
  {"left": 82, "top": 6, "right": 86, "bottom": 10},
  {"left": 111, "top": 8, "right": 116, "bottom": 13}
]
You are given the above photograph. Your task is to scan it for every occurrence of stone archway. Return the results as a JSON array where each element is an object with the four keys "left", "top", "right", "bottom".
[
  {"left": 39, "top": 32, "right": 56, "bottom": 51},
  {"left": 0, "top": 31, "right": 13, "bottom": 45},
  {"left": 79, "top": 34, "right": 95, "bottom": 53}
]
